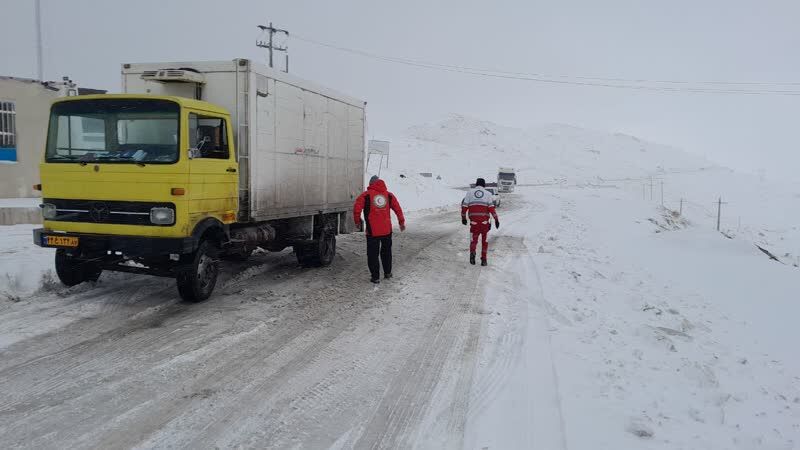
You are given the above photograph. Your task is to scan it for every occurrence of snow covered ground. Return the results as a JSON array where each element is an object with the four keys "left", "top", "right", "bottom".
[
  {"left": 0, "top": 115, "right": 798, "bottom": 448},
  {"left": 0, "top": 198, "right": 40, "bottom": 209},
  {"left": 467, "top": 187, "right": 799, "bottom": 449},
  {"left": 0, "top": 224, "right": 54, "bottom": 301}
]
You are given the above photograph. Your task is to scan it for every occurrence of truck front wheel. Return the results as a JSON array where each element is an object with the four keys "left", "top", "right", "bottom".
[
  {"left": 55, "top": 249, "right": 102, "bottom": 287},
  {"left": 176, "top": 240, "right": 219, "bottom": 302}
]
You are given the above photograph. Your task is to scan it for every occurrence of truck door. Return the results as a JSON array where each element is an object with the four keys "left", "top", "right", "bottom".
[{"left": 187, "top": 111, "right": 239, "bottom": 225}]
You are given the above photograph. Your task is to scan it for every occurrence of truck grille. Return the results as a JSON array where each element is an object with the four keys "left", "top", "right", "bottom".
[{"left": 44, "top": 199, "right": 175, "bottom": 226}]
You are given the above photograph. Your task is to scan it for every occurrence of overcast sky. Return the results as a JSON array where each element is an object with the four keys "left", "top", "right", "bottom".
[{"left": 2, "top": 0, "right": 799, "bottom": 180}]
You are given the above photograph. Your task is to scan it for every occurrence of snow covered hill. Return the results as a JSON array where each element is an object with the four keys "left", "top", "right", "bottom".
[
  {"left": 385, "top": 113, "right": 714, "bottom": 187},
  {"left": 373, "top": 113, "right": 800, "bottom": 265},
  {"left": 367, "top": 115, "right": 800, "bottom": 449}
]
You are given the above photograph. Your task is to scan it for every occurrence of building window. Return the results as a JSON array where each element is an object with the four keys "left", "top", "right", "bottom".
[{"left": 0, "top": 101, "right": 17, "bottom": 162}]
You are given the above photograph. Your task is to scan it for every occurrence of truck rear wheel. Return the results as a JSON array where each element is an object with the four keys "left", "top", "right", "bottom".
[
  {"left": 55, "top": 249, "right": 102, "bottom": 287},
  {"left": 295, "top": 233, "right": 336, "bottom": 267},
  {"left": 176, "top": 240, "right": 219, "bottom": 302}
]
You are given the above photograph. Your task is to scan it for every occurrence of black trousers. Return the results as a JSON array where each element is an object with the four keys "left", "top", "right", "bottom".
[{"left": 366, "top": 234, "right": 392, "bottom": 279}]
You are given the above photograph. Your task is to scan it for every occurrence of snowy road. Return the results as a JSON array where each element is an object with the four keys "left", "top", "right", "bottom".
[
  {"left": 4, "top": 183, "right": 797, "bottom": 450},
  {"left": 0, "top": 195, "right": 557, "bottom": 449}
]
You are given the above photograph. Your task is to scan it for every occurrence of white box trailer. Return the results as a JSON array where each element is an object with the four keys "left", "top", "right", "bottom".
[{"left": 121, "top": 59, "right": 366, "bottom": 223}]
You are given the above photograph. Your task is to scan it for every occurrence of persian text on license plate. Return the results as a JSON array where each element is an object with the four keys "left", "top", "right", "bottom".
[{"left": 44, "top": 235, "right": 79, "bottom": 248}]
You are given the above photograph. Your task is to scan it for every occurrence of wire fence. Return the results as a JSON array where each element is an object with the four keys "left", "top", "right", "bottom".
[
  {"left": 518, "top": 173, "right": 799, "bottom": 268},
  {"left": 593, "top": 175, "right": 800, "bottom": 268}
]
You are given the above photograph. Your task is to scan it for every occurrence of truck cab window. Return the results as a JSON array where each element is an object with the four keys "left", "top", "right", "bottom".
[
  {"left": 189, "top": 114, "right": 229, "bottom": 159},
  {"left": 46, "top": 99, "right": 180, "bottom": 163}
]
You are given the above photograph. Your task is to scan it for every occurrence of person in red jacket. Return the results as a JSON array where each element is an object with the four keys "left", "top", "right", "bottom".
[
  {"left": 461, "top": 177, "right": 499, "bottom": 266},
  {"left": 353, "top": 176, "right": 406, "bottom": 283}
]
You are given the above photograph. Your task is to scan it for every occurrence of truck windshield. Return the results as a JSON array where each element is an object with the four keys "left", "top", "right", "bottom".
[
  {"left": 46, "top": 99, "right": 180, "bottom": 164},
  {"left": 498, "top": 173, "right": 515, "bottom": 180}
]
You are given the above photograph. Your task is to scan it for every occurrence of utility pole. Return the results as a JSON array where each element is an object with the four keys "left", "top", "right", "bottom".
[
  {"left": 679, "top": 198, "right": 683, "bottom": 215},
  {"left": 716, "top": 197, "right": 728, "bottom": 231},
  {"left": 649, "top": 177, "right": 654, "bottom": 201},
  {"left": 35, "top": 0, "right": 43, "bottom": 80},
  {"left": 257, "top": 23, "right": 289, "bottom": 71},
  {"left": 660, "top": 181, "right": 664, "bottom": 206}
]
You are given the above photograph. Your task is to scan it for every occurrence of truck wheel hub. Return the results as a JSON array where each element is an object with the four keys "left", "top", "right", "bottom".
[{"left": 197, "top": 254, "right": 216, "bottom": 287}]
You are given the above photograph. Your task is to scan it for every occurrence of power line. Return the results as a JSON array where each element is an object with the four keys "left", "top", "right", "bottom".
[
  {"left": 295, "top": 34, "right": 800, "bottom": 87},
  {"left": 292, "top": 34, "right": 800, "bottom": 96}
]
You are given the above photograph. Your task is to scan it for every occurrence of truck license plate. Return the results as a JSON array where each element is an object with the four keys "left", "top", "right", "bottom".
[{"left": 44, "top": 235, "right": 79, "bottom": 248}]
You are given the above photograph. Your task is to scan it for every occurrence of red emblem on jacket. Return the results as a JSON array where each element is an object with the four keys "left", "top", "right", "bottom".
[{"left": 354, "top": 180, "right": 405, "bottom": 237}]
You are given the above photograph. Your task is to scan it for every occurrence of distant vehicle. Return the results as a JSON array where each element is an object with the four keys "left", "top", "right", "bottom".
[
  {"left": 486, "top": 186, "right": 501, "bottom": 207},
  {"left": 469, "top": 181, "right": 497, "bottom": 188},
  {"left": 498, "top": 167, "right": 517, "bottom": 192}
]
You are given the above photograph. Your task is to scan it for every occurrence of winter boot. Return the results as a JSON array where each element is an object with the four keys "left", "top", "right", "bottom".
[
  {"left": 384, "top": 272, "right": 393, "bottom": 279},
  {"left": 370, "top": 277, "right": 380, "bottom": 284},
  {"left": 481, "top": 257, "right": 488, "bottom": 266},
  {"left": 470, "top": 253, "right": 476, "bottom": 265}
]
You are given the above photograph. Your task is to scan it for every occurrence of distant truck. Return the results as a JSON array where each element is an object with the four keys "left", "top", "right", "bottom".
[
  {"left": 497, "top": 167, "right": 517, "bottom": 192},
  {"left": 33, "top": 59, "right": 365, "bottom": 301}
]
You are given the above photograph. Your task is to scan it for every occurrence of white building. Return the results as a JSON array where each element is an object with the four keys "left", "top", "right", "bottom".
[{"left": 0, "top": 76, "right": 104, "bottom": 198}]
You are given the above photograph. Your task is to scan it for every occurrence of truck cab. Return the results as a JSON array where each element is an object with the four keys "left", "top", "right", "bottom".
[
  {"left": 35, "top": 94, "right": 240, "bottom": 299},
  {"left": 497, "top": 167, "right": 516, "bottom": 193}
]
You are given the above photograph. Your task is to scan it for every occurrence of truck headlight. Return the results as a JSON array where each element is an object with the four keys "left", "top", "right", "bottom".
[
  {"left": 41, "top": 203, "right": 57, "bottom": 220},
  {"left": 150, "top": 207, "right": 175, "bottom": 225}
]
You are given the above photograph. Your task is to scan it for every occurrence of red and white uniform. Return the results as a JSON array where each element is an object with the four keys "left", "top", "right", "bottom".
[{"left": 461, "top": 187, "right": 498, "bottom": 258}]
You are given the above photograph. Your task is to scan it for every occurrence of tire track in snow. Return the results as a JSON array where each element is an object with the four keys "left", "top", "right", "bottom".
[
  {"left": 463, "top": 238, "right": 526, "bottom": 421},
  {"left": 183, "top": 225, "right": 481, "bottom": 449},
  {"left": 352, "top": 234, "right": 485, "bottom": 449},
  {"left": 0, "top": 205, "right": 524, "bottom": 449},
  {"left": 514, "top": 241, "right": 569, "bottom": 450},
  {"left": 461, "top": 192, "right": 569, "bottom": 450}
]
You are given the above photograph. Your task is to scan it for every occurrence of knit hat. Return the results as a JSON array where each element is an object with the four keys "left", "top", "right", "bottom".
[
  {"left": 475, "top": 177, "right": 486, "bottom": 187},
  {"left": 369, "top": 175, "right": 380, "bottom": 185}
]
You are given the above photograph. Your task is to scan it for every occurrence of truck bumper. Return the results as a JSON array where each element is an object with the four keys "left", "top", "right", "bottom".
[{"left": 33, "top": 228, "right": 198, "bottom": 257}]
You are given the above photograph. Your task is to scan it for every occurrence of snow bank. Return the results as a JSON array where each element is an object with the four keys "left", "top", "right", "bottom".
[
  {"left": 527, "top": 188, "right": 800, "bottom": 450},
  {"left": 0, "top": 198, "right": 40, "bottom": 208},
  {"left": 0, "top": 224, "right": 53, "bottom": 300},
  {"left": 364, "top": 148, "right": 462, "bottom": 212}
]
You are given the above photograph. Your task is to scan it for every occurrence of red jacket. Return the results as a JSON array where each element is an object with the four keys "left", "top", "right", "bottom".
[{"left": 353, "top": 180, "right": 405, "bottom": 237}]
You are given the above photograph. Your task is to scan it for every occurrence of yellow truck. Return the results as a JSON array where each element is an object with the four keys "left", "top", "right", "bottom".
[{"left": 34, "top": 59, "right": 365, "bottom": 301}]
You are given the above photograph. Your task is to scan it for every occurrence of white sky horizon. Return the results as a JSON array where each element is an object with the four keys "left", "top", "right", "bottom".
[{"left": 1, "top": 0, "right": 798, "bottom": 182}]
